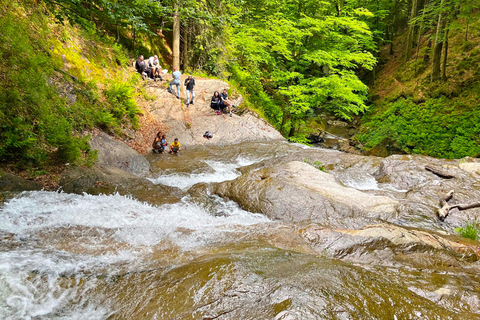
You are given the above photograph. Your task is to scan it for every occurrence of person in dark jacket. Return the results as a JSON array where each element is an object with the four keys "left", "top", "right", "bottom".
[
  {"left": 184, "top": 75, "right": 195, "bottom": 106},
  {"left": 135, "top": 55, "right": 152, "bottom": 79},
  {"left": 210, "top": 91, "right": 223, "bottom": 115}
]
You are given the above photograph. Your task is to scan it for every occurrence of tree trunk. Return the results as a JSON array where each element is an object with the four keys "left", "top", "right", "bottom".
[
  {"left": 405, "top": 0, "right": 419, "bottom": 62},
  {"left": 172, "top": 2, "right": 180, "bottom": 70},
  {"left": 431, "top": 0, "right": 445, "bottom": 81},
  {"left": 465, "top": 19, "right": 469, "bottom": 41},
  {"left": 183, "top": 20, "right": 189, "bottom": 70},
  {"left": 442, "top": 28, "right": 449, "bottom": 80}
]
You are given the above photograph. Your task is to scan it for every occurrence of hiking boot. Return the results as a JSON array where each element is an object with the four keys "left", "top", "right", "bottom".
[{"left": 190, "top": 101, "right": 194, "bottom": 105}]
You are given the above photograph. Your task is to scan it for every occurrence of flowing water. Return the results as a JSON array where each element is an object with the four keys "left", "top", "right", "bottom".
[{"left": 1, "top": 142, "right": 480, "bottom": 319}]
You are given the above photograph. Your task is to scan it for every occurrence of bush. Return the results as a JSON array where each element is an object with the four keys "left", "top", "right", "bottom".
[
  {"left": 358, "top": 97, "right": 480, "bottom": 159},
  {"left": 455, "top": 221, "right": 480, "bottom": 241}
]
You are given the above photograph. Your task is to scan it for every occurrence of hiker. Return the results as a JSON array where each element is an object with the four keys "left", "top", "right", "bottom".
[
  {"left": 170, "top": 138, "right": 181, "bottom": 154},
  {"left": 203, "top": 131, "right": 213, "bottom": 140},
  {"left": 184, "top": 75, "right": 195, "bottom": 106},
  {"left": 148, "top": 55, "right": 163, "bottom": 81},
  {"left": 210, "top": 91, "right": 223, "bottom": 115},
  {"left": 168, "top": 67, "right": 181, "bottom": 99},
  {"left": 152, "top": 131, "right": 164, "bottom": 153},
  {"left": 220, "top": 89, "right": 235, "bottom": 117},
  {"left": 135, "top": 55, "right": 151, "bottom": 80}
]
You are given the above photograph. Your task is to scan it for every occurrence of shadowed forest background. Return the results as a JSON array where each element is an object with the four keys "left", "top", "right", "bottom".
[{"left": 1, "top": 0, "right": 480, "bottom": 174}]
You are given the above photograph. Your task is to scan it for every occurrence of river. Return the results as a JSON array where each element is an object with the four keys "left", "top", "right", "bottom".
[{"left": 1, "top": 141, "right": 480, "bottom": 319}]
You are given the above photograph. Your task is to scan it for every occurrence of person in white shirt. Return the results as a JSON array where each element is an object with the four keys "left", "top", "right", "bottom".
[{"left": 147, "top": 55, "right": 162, "bottom": 81}]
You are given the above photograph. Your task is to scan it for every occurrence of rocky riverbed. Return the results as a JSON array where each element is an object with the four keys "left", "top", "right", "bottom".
[{"left": 2, "top": 79, "right": 480, "bottom": 319}]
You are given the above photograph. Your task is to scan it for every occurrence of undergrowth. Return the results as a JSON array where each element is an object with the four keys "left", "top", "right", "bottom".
[
  {"left": 357, "top": 97, "right": 480, "bottom": 159},
  {"left": 0, "top": 0, "right": 142, "bottom": 170},
  {"left": 455, "top": 221, "right": 480, "bottom": 241}
]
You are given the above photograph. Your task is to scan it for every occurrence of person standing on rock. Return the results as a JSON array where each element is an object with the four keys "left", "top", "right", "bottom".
[
  {"left": 184, "top": 75, "right": 195, "bottom": 106},
  {"left": 168, "top": 67, "right": 181, "bottom": 99}
]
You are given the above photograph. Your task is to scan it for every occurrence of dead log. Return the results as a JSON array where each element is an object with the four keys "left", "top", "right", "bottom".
[
  {"left": 425, "top": 165, "right": 455, "bottom": 179},
  {"left": 437, "top": 189, "right": 480, "bottom": 221}
]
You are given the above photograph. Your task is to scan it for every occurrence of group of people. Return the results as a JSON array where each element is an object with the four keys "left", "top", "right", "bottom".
[
  {"left": 152, "top": 131, "right": 181, "bottom": 154},
  {"left": 211, "top": 89, "right": 235, "bottom": 117},
  {"left": 135, "top": 55, "right": 163, "bottom": 81}
]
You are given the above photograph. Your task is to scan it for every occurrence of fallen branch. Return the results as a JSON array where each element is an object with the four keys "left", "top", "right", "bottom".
[
  {"left": 437, "top": 190, "right": 480, "bottom": 221},
  {"left": 426, "top": 165, "right": 455, "bottom": 179}
]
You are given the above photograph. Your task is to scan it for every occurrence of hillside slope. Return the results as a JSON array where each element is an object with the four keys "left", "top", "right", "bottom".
[{"left": 357, "top": 13, "right": 480, "bottom": 159}]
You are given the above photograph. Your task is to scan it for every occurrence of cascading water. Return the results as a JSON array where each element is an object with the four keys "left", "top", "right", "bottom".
[{"left": 1, "top": 141, "right": 479, "bottom": 319}]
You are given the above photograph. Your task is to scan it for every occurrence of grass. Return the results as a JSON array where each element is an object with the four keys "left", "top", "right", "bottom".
[{"left": 455, "top": 221, "right": 480, "bottom": 241}]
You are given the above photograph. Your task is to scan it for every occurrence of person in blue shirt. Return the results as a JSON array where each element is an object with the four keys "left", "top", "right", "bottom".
[{"left": 168, "top": 67, "right": 181, "bottom": 99}]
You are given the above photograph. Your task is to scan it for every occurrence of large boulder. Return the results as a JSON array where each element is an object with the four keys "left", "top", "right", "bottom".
[
  {"left": 301, "top": 223, "right": 480, "bottom": 268},
  {"left": 89, "top": 131, "right": 151, "bottom": 177},
  {"left": 0, "top": 170, "right": 42, "bottom": 192},
  {"left": 213, "top": 161, "right": 398, "bottom": 229},
  {"left": 60, "top": 165, "right": 183, "bottom": 205}
]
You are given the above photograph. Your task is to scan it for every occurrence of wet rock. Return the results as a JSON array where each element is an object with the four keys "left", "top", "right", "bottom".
[
  {"left": 89, "top": 131, "right": 151, "bottom": 177},
  {"left": 60, "top": 165, "right": 183, "bottom": 205},
  {"left": 0, "top": 170, "right": 42, "bottom": 192},
  {"left": 301, "top": 223, "right": 480, "bottom": 267},
  {"left": 213, "top": 161, "right": 398, "bottom": 228}
]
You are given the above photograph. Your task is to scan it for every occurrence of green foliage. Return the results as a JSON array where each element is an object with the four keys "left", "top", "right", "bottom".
[
  {"left": 358, "top": 97, "right": 480, "bottom": 159},
  {"left": 223, "top": 0, "right": 376, "bottom": 137},
  {"left": 0, "top": 1, "right": 141, "bottom": 169},
  {"left": 105, "top": 81, "right": 142, "bottom": 130},
  {"left": 303, "top": 158, "right": 328, "bottom": 172},
  {"left": 455, "top": 221, "right": 480, "bottom": 241}
]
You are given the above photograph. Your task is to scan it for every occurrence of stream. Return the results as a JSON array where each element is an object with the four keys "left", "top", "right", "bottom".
[{"left": 1, "top": 141, "right": 480, "bottom": 319}]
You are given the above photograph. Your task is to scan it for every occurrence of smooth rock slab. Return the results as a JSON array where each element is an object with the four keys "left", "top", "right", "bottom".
[
  {"left": 213, "top": 161, "right": 398, "bottom": 229},
  {"left": 89, "top": 131, "right": 151, "bottom": 177}
]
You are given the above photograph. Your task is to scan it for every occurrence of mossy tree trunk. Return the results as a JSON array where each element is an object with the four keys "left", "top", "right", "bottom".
[
  {"left": 442, "top": 28, "right": 449, "bottom": 80},
  {"left": 405, "top": 0, "right": 419, "bottom": 62},
  {"left": 431, "top": 0, "right": 446, "bottom": 82}
]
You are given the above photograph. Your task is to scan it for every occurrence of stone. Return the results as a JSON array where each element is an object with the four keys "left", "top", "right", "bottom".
[
  {"left": 89, "top": 131, "right": 151, "bottom": 177},
  {"left": 459, "top": 162, "right": 480, "bottom": 175},
  {"left": 0, "top": 170, "right": 42, "bottom": 192},
  {"left": 60, "top": 164, "right": 183, "bottom": 205},
  {"left": 146, "top": 78, "right": 284, "bottom": 148},
  {"left": 213, "top": 161, "right": 398, "bottom": 229},
  {"left": 301, "top": 223, "right": 480, "bottom": 267}
]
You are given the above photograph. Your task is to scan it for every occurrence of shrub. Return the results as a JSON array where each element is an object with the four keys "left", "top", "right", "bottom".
[{"left": 455, "top": 221, "right": 480, "bottom": 241}]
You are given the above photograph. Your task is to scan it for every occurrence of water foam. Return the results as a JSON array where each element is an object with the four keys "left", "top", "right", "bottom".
[
  {"left": 0, "top": 191, "right": 270, "bottom": 249},
  {"left": 149, "top": 155, "right": 262, "bottom": 190},
  {"left": 0, "top": 249, "right": 119, "bottom": 320},
  {"left": 0, "top": 191, "right": 270, "bottom": 319}
]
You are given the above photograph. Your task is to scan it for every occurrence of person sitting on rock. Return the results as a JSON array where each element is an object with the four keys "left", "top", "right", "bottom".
[
  {"left": 135, "top": 55, "right": 151, "bottom": 80},
  {"left": 168, "top": 67, "right": 181, "bottom": 99},
  {"left": 211, "top": 91, "right": 223, "bottom": 115},
  {"left": 220, "top": 89, "right": 235, "bottom": 117},
  {"left": 170, "top": 138, "right": 181, "bottom": 154},
  {"left": 148, "top": 55, "right": 163, "bottom": 81},
  {"left": 152, "top": 131, "right": 163, "bottom": 153},
  {"left": 160, "top": 135, "right": 167, "bottom": 152},
  {"left": 184, "top": 75, "right": 195, "bottom": 106}
]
